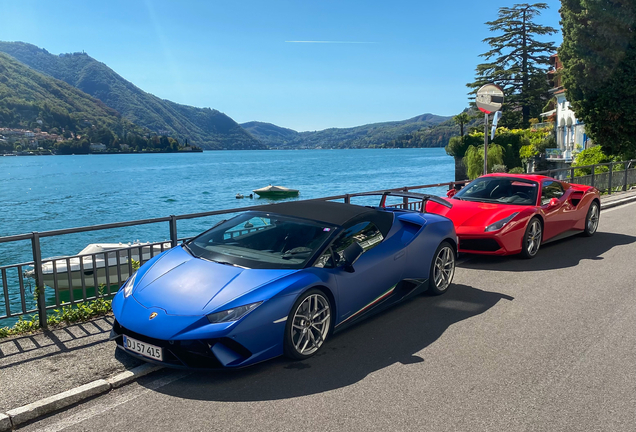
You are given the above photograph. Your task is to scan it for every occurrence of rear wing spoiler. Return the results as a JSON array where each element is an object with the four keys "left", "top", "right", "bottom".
[{"left": 347, "top": 191, "right": 452, "bottom": 212}]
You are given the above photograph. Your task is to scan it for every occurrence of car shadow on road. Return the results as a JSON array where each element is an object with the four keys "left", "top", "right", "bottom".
[
  {"left": 458, "top": 231, "right": 636, "bottom": 272},
  {"left": 151, "top": 284, "right": 512, "bottom": 401}
]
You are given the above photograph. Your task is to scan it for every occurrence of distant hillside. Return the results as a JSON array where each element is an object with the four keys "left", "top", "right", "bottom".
[
  {"left": 0, "top": 52, "right": 142, "bottom": 135},
  {"left": 242, "top": 113, "right": 453, "bottom": 149},
  {"left": 383, "top": 113, "right": 483, "bottom": 149},
  {"left": 240, "top": 121, "right": 299, "bottom": 146},
  {"left": 0, "top": 41, "right": 264, "bottom": 150}
]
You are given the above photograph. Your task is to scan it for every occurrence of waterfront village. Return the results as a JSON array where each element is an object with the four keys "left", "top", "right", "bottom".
[{"left": 0, "top": 126, "right": 202, "bottom": 156}]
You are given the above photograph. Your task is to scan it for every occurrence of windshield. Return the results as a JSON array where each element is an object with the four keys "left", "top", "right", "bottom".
[
  {"left": 454, "top": 177, "right": 538, "bottom": 205},
  {"left": 186, "top": 212, "right": 336, "bottom": 269}
]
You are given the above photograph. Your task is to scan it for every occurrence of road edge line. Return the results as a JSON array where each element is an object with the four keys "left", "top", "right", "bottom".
[{"left": 0, "top": 364, "right": 162, "bottom": 430}]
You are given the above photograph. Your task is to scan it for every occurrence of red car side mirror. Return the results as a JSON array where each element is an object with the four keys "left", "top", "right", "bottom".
[{"left": 549, "top": 198, "right": 559, "bottom": 207}]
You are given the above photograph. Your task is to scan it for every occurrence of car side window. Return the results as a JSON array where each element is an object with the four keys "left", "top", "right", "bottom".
[
  {"left": 541, "top": 181, "right": 564, "bottom": 205},
  {"left": 330, "top": 222, "right": 384, "bottom": 267}
]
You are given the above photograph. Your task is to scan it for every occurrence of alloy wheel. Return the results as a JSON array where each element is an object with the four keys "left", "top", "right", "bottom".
[
  {"left": 290, "top": 293, "right": 331, "bottom": 356},
  {"left": 526, "top": 219, "right": 542, "bottom": 256},
  {"left": 433, "top": 245, "right": 455, "bottom": 292},
  {"left": 587, "top": 204, "right": 599, "bottom": 234}
]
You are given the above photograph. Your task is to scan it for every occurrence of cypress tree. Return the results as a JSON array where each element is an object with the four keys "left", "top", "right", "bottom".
[{"left": 467, "top": 3, "right": 557, "bottom": 128}]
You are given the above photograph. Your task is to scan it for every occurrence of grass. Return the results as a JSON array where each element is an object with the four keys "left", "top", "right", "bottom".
[
  {"left": 0, "top": 290, "right": 113, "bottom": 339},
  {"left": 0, "top": 259, "right": 140, "bottom": 339}
]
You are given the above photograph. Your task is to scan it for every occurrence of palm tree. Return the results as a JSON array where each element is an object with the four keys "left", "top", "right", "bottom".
[{"left": 453, "top": 112, "right": 471, "bottom": 137}]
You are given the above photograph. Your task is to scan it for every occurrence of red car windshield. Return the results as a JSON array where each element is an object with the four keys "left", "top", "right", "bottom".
[{"left": 454, "top": 177, "right": 538, "bottom": 205}]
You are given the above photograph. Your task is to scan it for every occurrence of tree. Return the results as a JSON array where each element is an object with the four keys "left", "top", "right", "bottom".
[
  {"left": 463, "top": 144, "right": 505, "bottom": 179},
  {"left": 467, "top": 3, "right": 557, "bottom": 128},
  {"left": 453, "top": 112, "right": 471, "bottom": 137},
  {"left": 559, "top": 0, "right": 636, "bottom": 158}
]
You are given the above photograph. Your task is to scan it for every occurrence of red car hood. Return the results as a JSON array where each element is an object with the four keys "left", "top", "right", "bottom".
[{"left": 426, "top": 199, "right": 529, "bottom": 229}]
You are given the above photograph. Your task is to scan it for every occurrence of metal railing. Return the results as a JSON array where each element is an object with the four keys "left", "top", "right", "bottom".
[
  {"left": 1, "top": 158, "right": 635, "bottom": 328},
  {"left": 534, "top": 159, "right": 636, "bottom": 194}
]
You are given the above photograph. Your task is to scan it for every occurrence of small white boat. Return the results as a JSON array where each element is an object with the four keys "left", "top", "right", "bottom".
[
  {"left": 253, "top": 185, "right": 299, "bottom": 198},
  {"left": 236, "top": 193, "right": 245, "bottom": 199},
  {"left": 25, "top": 242, "right": 171, "bottom": 290}
]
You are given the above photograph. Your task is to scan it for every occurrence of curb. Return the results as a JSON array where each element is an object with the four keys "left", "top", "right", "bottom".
[
  {"left": 0, "top": 415, "right": 10, "bottom": 432},
  {"left": 600, "top": 194, "right": 636, "bottom": 210},
  {"left": 0, "top": 364, "right": 162, "bottom": 431}
]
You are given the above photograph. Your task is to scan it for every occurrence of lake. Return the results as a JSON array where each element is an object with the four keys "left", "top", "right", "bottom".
[{"left": 0, "top": 148, "right": 453, "bottom": 323}]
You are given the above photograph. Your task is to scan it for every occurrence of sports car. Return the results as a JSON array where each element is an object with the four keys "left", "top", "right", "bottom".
[
  {"left": 110, "top": 193, "right": 457, "bottom": 369},
  {"left": 426, "top": 174, "right": 600, "bottom": 258}
]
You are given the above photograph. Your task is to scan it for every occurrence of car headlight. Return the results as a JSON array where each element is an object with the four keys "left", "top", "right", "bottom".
[
  {"left": 485, "top": 212, "right": 519, "bottom": 232},
  {"left": 207, "top": 301, "right": 262, "bottom": 324},
  {"left": 121, "top": 271, "right": 138, "bottom": 298}
]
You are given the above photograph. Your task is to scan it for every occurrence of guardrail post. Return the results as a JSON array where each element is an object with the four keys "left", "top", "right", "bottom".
[
  {"left": 624, "top": 161, "right": 630, "bottom": 191},
  {"left": 570, "top": 167, "right": 575, "bottom": 182},
  {"left": 608, "top": 163, "right": 613, "bottom": 195},
  {"left": 344, "top": 194, "right": 350, "bottom": 204},
  {"left": 402, "top": 187, "right": 408, "bottom": 208},
  {"left": 31, "top": 232, "right": 47, "bottom": 329},
  {"left": 591, "top": 166, "right": 595, "bottom": 188},
  {"left": 169, "top": 216, "right": 178, "bottom": 248}
]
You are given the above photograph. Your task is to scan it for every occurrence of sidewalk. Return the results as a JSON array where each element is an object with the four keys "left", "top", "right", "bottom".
[
  {"left": 1, "top": 187, "right": 635, "bottom": 428},
  {"left": 0, "top": 316, "right": 142, "bottom": 414},
  {"left": 599, "top": 187, "right": 636, "bottom": 209}
]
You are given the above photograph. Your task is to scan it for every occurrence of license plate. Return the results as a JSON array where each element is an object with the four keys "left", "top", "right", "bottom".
[{"left": 122, "top": 335, "right": 163, "bottom": 361}]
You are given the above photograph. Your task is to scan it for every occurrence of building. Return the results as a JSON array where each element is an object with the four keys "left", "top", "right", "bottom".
[
  {"left": 89, "top": 143, "right": 107, "bottom": 152},
  {"left": 541, "top": 54, "right": 590, "bottom": 163}
]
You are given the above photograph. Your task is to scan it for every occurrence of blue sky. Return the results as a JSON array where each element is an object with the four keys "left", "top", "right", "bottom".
[{"left": 0, "top": 0, "right": 562, "bottom": 131}]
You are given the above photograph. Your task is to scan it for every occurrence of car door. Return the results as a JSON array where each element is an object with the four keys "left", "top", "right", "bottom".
[
  {"left": 316, "top": 221, "right": 405, "bottom": 326},
  {"left": 540, "top": 180, "right": 572, "bottom": 239}
]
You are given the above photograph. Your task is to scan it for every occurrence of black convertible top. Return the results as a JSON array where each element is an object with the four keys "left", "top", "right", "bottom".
[{"left": 252, "top": 200, "right": 394, "bottom": 236}]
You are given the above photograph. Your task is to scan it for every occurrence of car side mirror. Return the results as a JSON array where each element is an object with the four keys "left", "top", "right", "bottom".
[
  {"left": 342, "top": 242, "right": 364, "bottom": 272},
  {"left": 549, "top": 197, "right": 559, "bottom": 207}
]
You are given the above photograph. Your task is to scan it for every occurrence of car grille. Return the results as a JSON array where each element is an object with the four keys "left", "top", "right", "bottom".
[
  {"left": 459, "top": 238, "right": 501, "bottom": 252},
  {"left": 111, "top": 320, "right": 251, "bottom": 369}
]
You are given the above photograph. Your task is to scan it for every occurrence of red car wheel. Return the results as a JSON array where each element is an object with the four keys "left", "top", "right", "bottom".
[{"left": 520, "top": 218, "right": 542, "bottom": 259}]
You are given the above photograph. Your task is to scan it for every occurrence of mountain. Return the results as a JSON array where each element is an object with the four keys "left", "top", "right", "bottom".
[
  {"left": 241, "top": 113, "right": 453, "bottom": 149},
  {"left": 384, "top": 112, "right": 486, "bottom": 149},
  {"left": 0, "top": 41, "right": 264, "bottom": 150},
  {"left": 0, "top": 52, "right": 142, "bottom": 135},
  {"left": 240, "top": 121, "right": 299, "bottom": 147}
]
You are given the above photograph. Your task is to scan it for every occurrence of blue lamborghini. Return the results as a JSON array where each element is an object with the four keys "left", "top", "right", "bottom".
[{"left": 111, "top": 192, "right": 457, "bottom": 368}]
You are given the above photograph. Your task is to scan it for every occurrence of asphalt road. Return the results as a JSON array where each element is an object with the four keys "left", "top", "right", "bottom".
[{"left": 20, "top": 202, "right": 636, "bottom": 432}]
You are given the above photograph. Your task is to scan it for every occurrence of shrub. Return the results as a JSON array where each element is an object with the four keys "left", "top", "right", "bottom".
[
  {"left": 509, "top": 167, "right": 525, "bottom": 174},
  {"left": 573, "top": 146, "right": 615, "bottom": 176}
]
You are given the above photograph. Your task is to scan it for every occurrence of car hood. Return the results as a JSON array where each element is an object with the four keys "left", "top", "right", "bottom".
[
  {"left": 132, "top": 246, "right": 296, "bottom": 316},
  {"left": 426, "top": 199, "right": 528, "bottom": 228}
]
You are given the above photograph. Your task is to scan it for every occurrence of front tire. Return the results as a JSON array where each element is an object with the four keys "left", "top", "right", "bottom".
[
  {"left": 520, "top": 217, "right": 542, "bottom": 259},
  {"left": 583, "top": 201, "right": 600, "bottom": 237},
  {"left": 428, "top": 241, "right": 455, "bottom": 295},
  {"left": 284, "top": 289, "right": 332, "bottom": 360}
]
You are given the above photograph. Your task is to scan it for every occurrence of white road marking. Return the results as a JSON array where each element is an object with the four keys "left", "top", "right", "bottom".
[{"left": 36, "top": 371, "right": 190, "bottom": 432}]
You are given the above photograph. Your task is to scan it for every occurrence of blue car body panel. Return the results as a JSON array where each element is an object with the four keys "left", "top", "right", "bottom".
[{"left": 111, "top": 204, "right": 456, "bottom": 369}]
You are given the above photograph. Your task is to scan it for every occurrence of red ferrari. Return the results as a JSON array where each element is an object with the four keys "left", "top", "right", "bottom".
[{"left": 426, "top": 174, "right": 600, "bottom": 258}]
